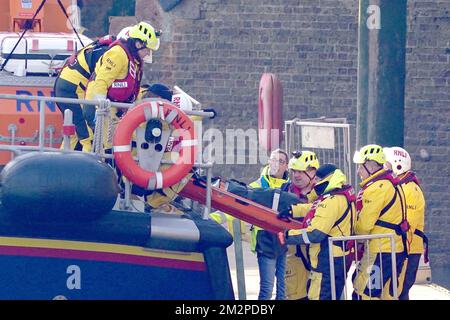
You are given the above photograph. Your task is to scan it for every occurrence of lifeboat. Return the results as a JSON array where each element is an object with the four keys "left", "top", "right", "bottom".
[
  {"left": 0, "top": 0, "right": 92, "bottom": 166},
  {"left": 0, "top": 1, "right": 235, "bottom": 300},
  {"left": 0, "top": 152, "right": 234, "bottom": 299}
]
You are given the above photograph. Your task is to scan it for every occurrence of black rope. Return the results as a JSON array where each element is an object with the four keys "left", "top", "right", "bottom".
[
  {"left": 0, "top": 0, "right": 47, "bottom": 72},
  {"left": 56, "top": 0, "right": 85, "bottom": 47}
]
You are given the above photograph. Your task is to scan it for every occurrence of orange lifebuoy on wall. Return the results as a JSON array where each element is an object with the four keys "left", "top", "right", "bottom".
[
  {"left": 113, "top": 100, "right": 197, "bottom": 190},
  {"left": 258, "top": 73, "right": 283, "bottom": 152}
]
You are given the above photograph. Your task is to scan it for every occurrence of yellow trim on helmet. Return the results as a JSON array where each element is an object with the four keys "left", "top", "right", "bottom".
[
  {"left": 128, "top": 21, "right": 161, "bottom": 50},
  {"left": 315, "top": 169, "right": 346, "bottom": 194},
  {"left": 353, "top": 144, "right": 386, "bottom": 164},
  {"left": 288, "top": 151, "right": 319, "bottom": 171}
]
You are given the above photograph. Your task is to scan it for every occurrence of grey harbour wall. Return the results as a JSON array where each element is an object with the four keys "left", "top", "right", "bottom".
[{"left": 82, "top": 0, "right": 450, "bottom": 267}]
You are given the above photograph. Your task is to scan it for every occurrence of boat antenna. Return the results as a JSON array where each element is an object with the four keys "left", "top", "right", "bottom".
[
  {"left": 56, "top": 0, "right": 85, "bottom": 47},
  {"left": 0, "top": 0, "right": 48, "bottom": 72}
]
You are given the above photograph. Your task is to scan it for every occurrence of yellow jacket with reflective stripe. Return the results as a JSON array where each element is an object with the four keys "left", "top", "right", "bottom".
[
  {"left": 249, "top": 165, "right": 288, "bottom": 189},
  {"left": 289, "top": 194, "right": 355, "bottom": 268},
  {"left": 249, "top": 165, "right": 289, "bottom": 233},
  {"left": 401, "top": 176, "right": 425, "bottom": 254},
  {"left": 249, "top": 167, "right": 289, "bottom": 252},
  {"left": 85, "top": 45, "right": 133, "bottom": 100},
  {"left": 355, "top": 169, "right": 406, "bottom": 253}
]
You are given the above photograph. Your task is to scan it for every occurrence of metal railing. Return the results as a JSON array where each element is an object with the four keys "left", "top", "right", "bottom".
[
  {"left": 0, "top": 93, "right": 250, "bottom": 300},
  {"left": 232, "top": 218, "right": 247, "bottom": 300},
  {"left": 328, "top": 233, "right": 398, "bottom": 300},
  {"left": 0, "top": 93, "right": 215, "bottom": 219}
]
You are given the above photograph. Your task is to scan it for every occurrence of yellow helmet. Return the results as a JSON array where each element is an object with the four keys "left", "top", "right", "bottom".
[
  {"left": 353, "top": 144, "right": 386, "bottom": 165},
  {"left": 128, "top": 21, "right": 161, "bottom": 50},
  {"left": 288, "top": 150, "right": 319, "bottom": 171},
  {"left": 314, "top": 164, "right": 347, "bottom": 195}
]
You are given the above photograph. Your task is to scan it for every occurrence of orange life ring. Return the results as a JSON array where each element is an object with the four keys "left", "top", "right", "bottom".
[{"left": 113, "top": 100, "right": 197, "bottom": 190}]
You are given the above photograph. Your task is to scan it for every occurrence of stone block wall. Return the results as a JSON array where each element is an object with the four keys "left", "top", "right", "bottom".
[{"left": 89, "top": 0, "right": 450, "bottom": 266}]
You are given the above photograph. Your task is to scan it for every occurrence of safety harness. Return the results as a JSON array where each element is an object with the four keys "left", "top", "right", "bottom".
[
  {"left": 103, "top": 39, "right": 143, "bottom": 103},
  {"left": 63, "top": 35, "right": 116, "bottom": 87},
  {"left": 358, "top": 170, "right": 409, "bottom": 255},
  {"left": 297, "top": 184, "right": 356, "bottom": 270},
  {"left": 400, "top": 172, "right": 429, "bottom": 263},
  {"left": 302, "top": 184, "right": 355, "bottom": 229}
]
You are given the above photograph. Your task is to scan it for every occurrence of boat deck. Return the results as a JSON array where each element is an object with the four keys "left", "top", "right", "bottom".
[{"left": 0, "top": 71, "right": 55, "bottom": 88}]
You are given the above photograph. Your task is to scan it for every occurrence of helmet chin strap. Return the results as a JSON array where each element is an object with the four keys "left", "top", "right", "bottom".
[
  {"left": 136, "top": 45, "right": 152, "bottom": 63},
  {"left": 304, "top": 170, "right": 315, "bottom": 183},
  {"left": 362, "top": 162, "right": 374, "bottom": 177},
  {"left": 136, "top": 45, "right": 148, "bottom": 51},
  {"left": 363, "top": 162, "right": 383, "bottom": 177},
  {"left": 298, "top": 170, "right": 316, "bottom": 191}
]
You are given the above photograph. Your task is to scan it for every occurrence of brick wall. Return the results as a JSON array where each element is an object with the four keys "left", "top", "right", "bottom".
[
  {"left": 131, "top": 0, "right": 360, "bottom": 180},
  {"left": 102, "top": 0, "right": 450, "bottom": 266},
  {"left": 404, "top": 0, "right": 450, "bottom": 267},
  {"left": 80, "top": 0, "right": 136, "bottom": 37}
]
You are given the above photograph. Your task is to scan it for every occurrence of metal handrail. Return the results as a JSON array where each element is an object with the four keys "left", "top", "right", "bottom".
[
  {"left": 0, "top": 93, "right": 215, "bottom": 219},
  {"left": 0, "top": 92, "right": 249, "bottom": 300},
  {"left": 0, "top": 93, "right": 134, "bottom": 109},
  {"left": 0, "top": 94, "right": 215, "bottom": 118},
  {"left": 328, "top": 233, "right": 398, "bottom": 300}
]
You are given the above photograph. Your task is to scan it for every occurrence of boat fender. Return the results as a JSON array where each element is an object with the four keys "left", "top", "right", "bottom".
[{"left": 0, "top": 152, "right": 119, "bottom": 222}]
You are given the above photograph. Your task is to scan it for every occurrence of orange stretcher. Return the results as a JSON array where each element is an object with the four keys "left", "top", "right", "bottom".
[{"left": 180, "top": 178, "right": 303, "bottom": 234}]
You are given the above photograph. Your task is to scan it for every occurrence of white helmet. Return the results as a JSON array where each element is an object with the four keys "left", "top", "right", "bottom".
[
  {"left": 171, "top": 93, "right": 193, "bottom": 112},
  {"left": 383, "top": 146, "right": 411, "bottom": 176},
  {"left": 117, "top": 26, "right": 132, "bottom": 40}
]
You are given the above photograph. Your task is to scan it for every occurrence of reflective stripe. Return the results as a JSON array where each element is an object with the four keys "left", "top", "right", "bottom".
[
  {"left": 113, "top": 145, "right": 131, "bottom": 152},
  {"left": 218, "top": 211, "right": 228, "bottom": 223},
  {"left": 156, "top": 172, "right": 163, "bottom": 189},
  {"left": 147, "top": 176, "right": 156, "bottom": 190},
  {"left": 180, "top": 139, "right": 198, "bottom": 147},
  {"left": 301, "top": 230, "right": 311, "bottom": 244},
  {"left": 165, "top": 109, "right": 178, "bottom": 124},
  {"left": 143, "top": 106, "right": 152, "bottom": 121},
  {"left": 151, "top": 101, "right": 158, "bottom": 118},
  {"left": 159, "top": 105, "right": 166, "bottom": 120},
  {"left": 272, "top": 190, "right": 281, "bottom": 211}
]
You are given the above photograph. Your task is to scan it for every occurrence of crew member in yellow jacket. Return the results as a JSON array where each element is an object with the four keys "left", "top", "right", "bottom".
[
  {"left": 384, "top": 146, "right": 427, "bottom": 300},
  {"left": 279, "top": 150, "right": 319, "bottom": 300},
  {"left": 282, "top": 163, "right": 356, "bottom": 300},
  {"left": 55, "top": 34, "right": 116, "bottom": 151},
  {"left": 85, "top": 21, "right": 161, "bottom": 151},
  {"left": 352, "top": 144, "right": 407, "bottom": 300}
]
